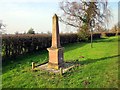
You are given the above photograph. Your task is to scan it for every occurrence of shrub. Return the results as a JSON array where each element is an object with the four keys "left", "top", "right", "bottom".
[
  {"left": 27, "top": 28, "right": 35, "bottom": 34},
  {"left": 77, "top": 24, "right": 91, "bottom": 41}
]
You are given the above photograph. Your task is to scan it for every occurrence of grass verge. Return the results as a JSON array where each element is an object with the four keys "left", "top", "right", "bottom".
[{"left": 2, "top": 36, "right": 119, "bottom": 88}]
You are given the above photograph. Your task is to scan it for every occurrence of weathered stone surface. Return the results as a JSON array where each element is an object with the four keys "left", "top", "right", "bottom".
[
  {"left": 51, "top": 14, "right": 61, "bottom": 48},
  {"left": 47, "top": 47, "right": 64, "bottom": 69},
  {"left": 38, "top": 62, "right": 77, "bottom": 74},
  {"left": 47, "top": 14, "right": 64, "bottom": 69}
]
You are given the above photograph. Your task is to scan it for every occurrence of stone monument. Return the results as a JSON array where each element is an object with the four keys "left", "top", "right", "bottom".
[{"left": 47, "top": 14, "right": 64, "bottom": 69}]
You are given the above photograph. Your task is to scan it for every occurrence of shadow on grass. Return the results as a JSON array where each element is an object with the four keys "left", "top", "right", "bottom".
[
  {"left": 80, "top": 54, "right": 120, "bottom": 65},
  {"left": 2, "top": 50, "right": 48, "bottom": 65},
  {"left": 93, "top": 37, "right": 119, "bottom": 43},
  {"left": 68, "top": 54, "right": 120, "bottom": 65},
  {"left": 63, "top": 54, "right": 119, "bottom": 76},
  {"left": 2, "top": 50, "right": 48, "bottom": 74}
]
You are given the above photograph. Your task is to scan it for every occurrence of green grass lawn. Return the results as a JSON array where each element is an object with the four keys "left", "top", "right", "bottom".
[{"left": 2, "top": 36, "right": 119, "bottom": 88}]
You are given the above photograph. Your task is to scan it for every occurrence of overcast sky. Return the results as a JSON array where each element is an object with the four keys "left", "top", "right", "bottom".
[{"left": 0, "top": 0, "right": 119, "bottom": 34}]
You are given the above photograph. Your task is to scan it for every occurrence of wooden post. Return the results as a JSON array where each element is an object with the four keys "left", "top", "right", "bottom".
[
  {"left": 60, "top": 67, "right": 63, "bottom": 75},
  {"left": 32, "top": 62, "right": 35, "bottom": 69}
]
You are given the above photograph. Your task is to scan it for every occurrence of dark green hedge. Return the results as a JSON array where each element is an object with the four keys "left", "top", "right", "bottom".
[
  {"left": 2, "top": 34, "right": 78, "bottom": 59},
  {"left": 103, "top": 32, "right": 120, "bottom": 37},
  {"left": 118, "top": 33, "right": 120, "bottom": 35},
  {"left": 2, "top": 32, "right": 119, "bottom": 59},
  {"left": 105, "top": 33, "right": 116, "bottom": 37},
  {"left": 88, "top": 33, "right": 101, "bottom": 40}
]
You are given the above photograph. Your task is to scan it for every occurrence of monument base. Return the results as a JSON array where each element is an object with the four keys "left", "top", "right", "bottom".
[
  {"left": 48, "top": 62, "right": 64, "bottom": 69},
  {"left": 47, "top": 47, "right": 64, "bottom": 70},
  {"left": 36, "top": 62, "right": 80, "bottom": 74}
]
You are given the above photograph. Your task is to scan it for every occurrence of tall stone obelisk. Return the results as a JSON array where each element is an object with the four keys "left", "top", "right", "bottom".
[{"left": 47, "top": 14, "right": 64, "bottom": 69}]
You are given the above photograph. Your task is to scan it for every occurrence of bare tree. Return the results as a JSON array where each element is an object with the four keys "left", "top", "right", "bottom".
[{"left": 59, "top": 0, "right": 111, "bottom": 36}]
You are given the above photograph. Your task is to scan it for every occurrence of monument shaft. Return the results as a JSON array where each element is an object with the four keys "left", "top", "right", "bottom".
[
  {"left": 52, "top": 14, "right": 61, "bottom": 48},
  {"left": 47, "top": 14, "right": 64, "bottom": 69}
]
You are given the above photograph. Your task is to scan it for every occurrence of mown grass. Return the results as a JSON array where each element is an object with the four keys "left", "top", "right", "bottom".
[{"left": 2, "top": 36, "right": 119, "bottom": 88}]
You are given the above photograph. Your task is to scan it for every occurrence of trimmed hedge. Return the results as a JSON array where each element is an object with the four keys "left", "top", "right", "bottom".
[
  {"left": 118, "top": 33, "right": 120, "bottom": 35},
  {"left": 60, "top": 34, "right": 78, "bottom": 44},
  {"left": 2, "top": 34, "right": 78, "bottom": 59},
  {"left": 105, "top": 32, "right": 116, "bottom": 37},
  {"left": 2, "top": 32, "right": 119, "bottom": 59},
  {"left": 88, "top": 33, "right": 101, "bottom": 40},
  {"left": 2, "top": 34, "right": 51, "bottom": 59}
]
